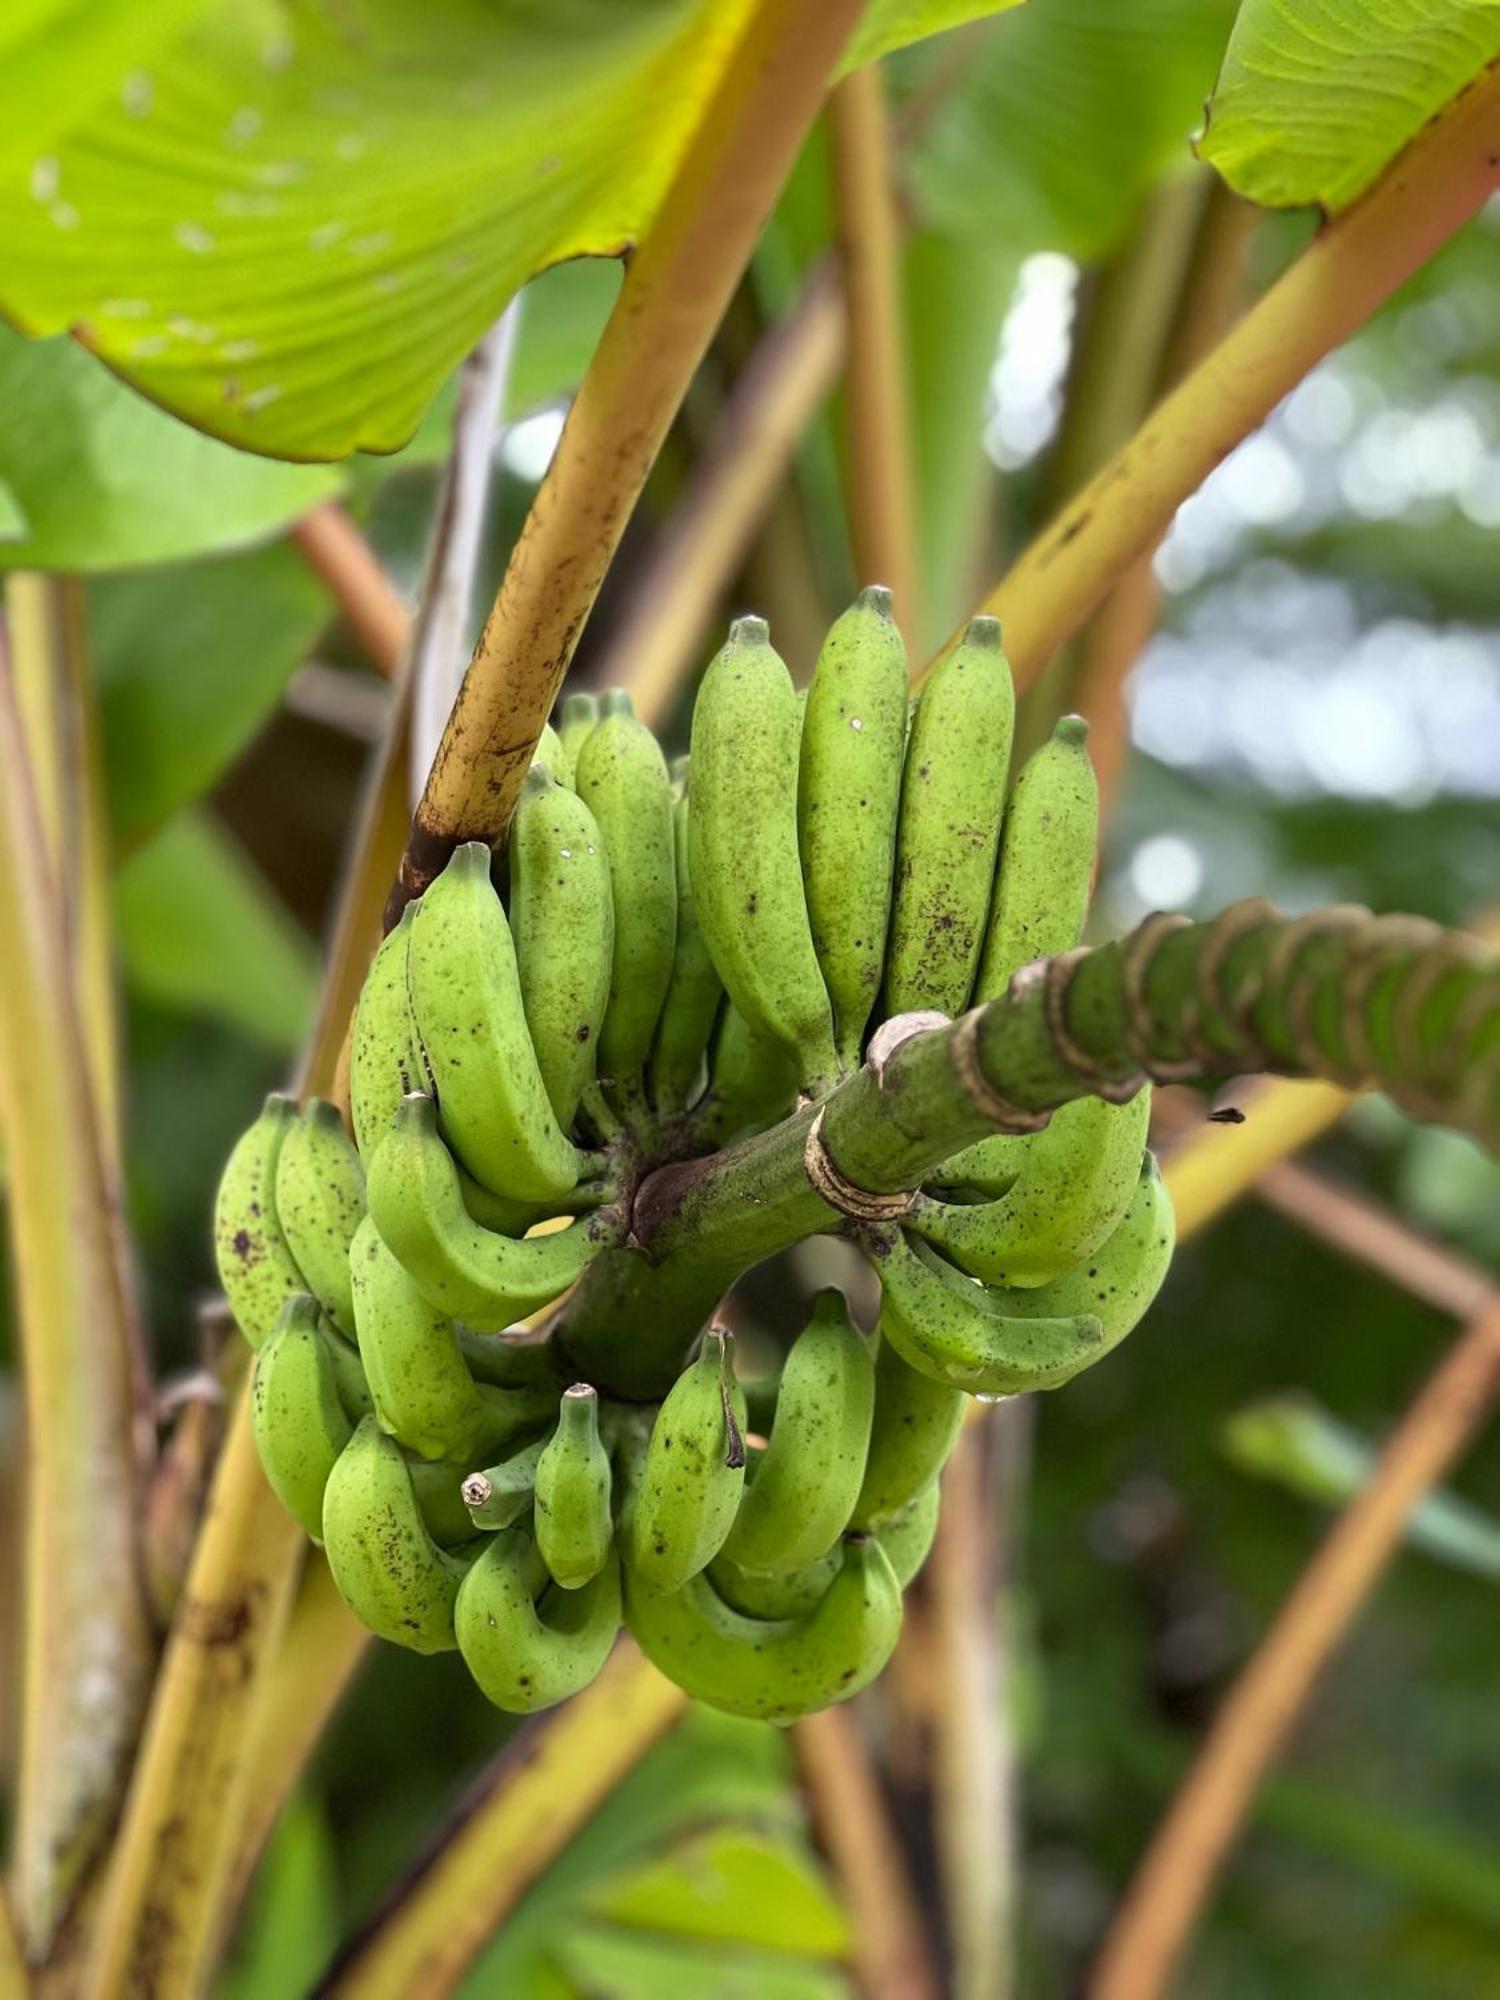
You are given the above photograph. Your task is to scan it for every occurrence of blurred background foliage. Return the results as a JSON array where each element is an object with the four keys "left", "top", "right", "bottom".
[{"left": 2, "top": 0, "right": 1499, "bottom": 1992}]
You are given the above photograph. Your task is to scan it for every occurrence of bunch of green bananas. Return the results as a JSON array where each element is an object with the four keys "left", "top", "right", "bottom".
[{"left": 214, "top": 588, "right": 1174, "bottom": 1723}]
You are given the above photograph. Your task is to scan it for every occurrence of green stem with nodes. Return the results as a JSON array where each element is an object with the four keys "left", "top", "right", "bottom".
[{"left": 560, "top": 902, "right": 1498, "bottom": 1398}]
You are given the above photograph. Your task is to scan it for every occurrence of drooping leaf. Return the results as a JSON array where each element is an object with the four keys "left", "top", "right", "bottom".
[
  {"left": 585, "top": 1827, "right": 851, "bottom": 1956},
  {"left": 0, "top": 0, "right": 1014, "bottom": 462},
  {"left": 1200, "top": 0, "right": 1500, "bottom": 212},
  {"left": 114, "top": 807, "right": 318, "bottom": 1050},
  {"left": 0, "top": 322, "right": 341, "bottom": 571},
  {"left": 90, "top": 541, "right": 333, "bottom": 844},
  {"left": 902, "top": 0, "right": 1239, "bottom": 261}
]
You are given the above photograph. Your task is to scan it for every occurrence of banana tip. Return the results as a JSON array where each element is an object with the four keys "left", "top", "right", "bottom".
[
  {"left": 729, "top": 613, "right": 770, "bottom": 647},
  {"left": 963, "top": 614, "right": 1003, "bottom": 649},
  {"left": 1055, "top": 713, "right": 1090, "bottom": 747},
  {"left": 855, "top": 584, "right": 894, "bottom": 618}
]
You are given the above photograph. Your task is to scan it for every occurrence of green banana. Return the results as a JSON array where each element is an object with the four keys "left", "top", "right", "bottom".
[
  {"left": 273, "top": 1097, "right": 366, "bottom": 1336},
  {"left": 712, "top": 1484, "right": 940, "bottom": 1619},
  {"left": 852, "top": 1331, "right": 967, "bottom": 1528},
  {"left": 366, "top": 1095, "right": 614, "bottom": 1331},
  {"left": 456, "top": 1530, "right": 621, "bottom": 1713},
  {"left": 462, "top": 1433, "right": 549, "bottom": 1530},
  {"left": 695, "top": 1002, "right": 800, "bottom": 1149},
  {"left": 913, "top": 1087, "right": 1152, "bottom": 1288},
  {"left": 870, "top": 1157, "right": 1175, "bottom": 1395},
  {"left": 649, "top": 774, "right": 724, "bottom": 1117},
  {"left": 350, "top": 1213, "right": 556, "bottom": 1461},
  {"left": 689, "top": 616, "right": 839, "bottom": 1091},
  {"left": 534, "top": 1384, "right": 613, "bottom": 1588},
  {"left": 533, "top": 721, "right": 573, "bottom": 789},
  {"left": 626, "top": 1329, "right": 748, "bottom": 1591},
  {"left": 324, "top": 1324, "right": 376, "bottom": 1422},
  {"left": 350, "top": 906, "right": 429, "bottom": 1162},
  {"left": 556, "top": 690, "right": 599, "bottom": 776},
  {"left": 882, "top": 617, "right": 1015, "bottom": 1017},
  {"left": 214, "top": 1093, "right": 306, "bottom": 1349},
  {"left": 574, "top": 690, "right": 677, "bottom": 1103},
  {"left": 798, "top": 586, "right": 908, "bottom": 1071},
  {"left": 406, "top": 1453, "right": 488, "bottom": 1547},
  {"left": 251, "top": 1294, "right": 353, "bottom": 1541},
  {"left": 456, "top": 1327, "right": 562, "bottom": 1392},
  {"left": 624, "top": 1534, "right": 902, "bottom": 1723},
  {"left": 720, "top": 1291, "right": 874, "bottom": 1575},
  {"left": 322, "top": 1417, "right": 475, "bottom": 1653},
  {"left": 978, "top": 713, "right": 1097, "bottom": 994},
  {"left": 407, "top": 841, "right": 582, "bottom": 1205},
  {"left": 509, "top": 762, "right": 614, "bottom": 1132}
]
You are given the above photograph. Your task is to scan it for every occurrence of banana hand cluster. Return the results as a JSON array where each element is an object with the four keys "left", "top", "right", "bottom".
[{"left": 215, "top": 591, "right": 1176, "bottom": 1724}]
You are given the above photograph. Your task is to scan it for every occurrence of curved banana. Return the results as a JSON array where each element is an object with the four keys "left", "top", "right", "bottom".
[
  {"left": 366, "top": 1095, "right": 615, "bottom": 1331},
  {"left": 798, "top": 586, "right": 908, "bottom": 1071},
  {"left": 871, "top": 1157, "right": 1175, "bottom": 1394},
  {"left": 461, "top": 1432, "right": 549, "bottom": 1530},
  {"left": 556, "top": 690, "right": 599, "bottom": 776},
  {"left": 852, "top": 1332, "right": 967, "bottom": 1528},
  {"left": 978, "top": 713, "right": 1097, "bottom": 994},
  {"left": 533, "top": 721, "right": 573, "bottom": 789},
  {"left": 322, "top": 1417, "right": 475, "bottom": 1653},
  {"left": 695, "top": 1003, "right": 800, "bottom": 1149},
  {"left": 349, "top": 906, "right": 429, "bottom": 1162},
  {"left": 712, "top": 1484, "right": 940, "bottom": 1619},
  {"left": 867, "top": 1231, "right": 1106, "bottom": 1397},
  {"left": 689, "top": 616, "right": 839, "bottom": 1091},
  {"left": 324, "top": 1323, "right": 375, "bottom": 1422},
  {"left": 350, "top": 1213, "right": 556, "bottom": 1461},
  {"left": 251, "top": 1294, "right": 353, "bottom": 1541},
  {"left": 574, "top": 691, "right": 677, "bottom": 1105},
  {"left": 407, "top": 841, "right": 582, "bottom": 1205},
  {"left": 882, "top": 617, "right": 1015, "bottom": 1017},
  {"left": 214, "top": 1093, "right": 306, "bottom": 1348},
  {"left": 626, "top": 1329, "right": 748, "bottom": 1591},
  {"left": 721, "top": 1290, "right": 874, "bottom": 1574},
  {"left": 914, "top": 1086, "right": 1151, "bottom": 1288},
  {"left": 456, "top": 1530, "right": 621, "bottom": 1713},
  {"left": 509, "top": 762, "right": 614, "bottom": 1132},
  {"left": 624, "top": 1535, "right": 902, "bottom": 1723},
  {"left": 406, "top": 1453, "right": 487, "bottom": 1547},
  {"left": 273, "top": 1097, "right": 366, "bottom": 1336},
  {"left": 649, "top": 774, "right": 724, "bottom": 1117},
  {"left": 534, "top": 1383, "right": 613, "bottom": 1588}
]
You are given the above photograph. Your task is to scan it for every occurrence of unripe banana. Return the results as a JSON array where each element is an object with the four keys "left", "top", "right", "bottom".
[
  {"left": 689, "top": 617, "right": 839, "bottom": 1091},
  {"left": 798, "top": 587, "right": 909, "bottom": 1071},
  {"left": 695, "top": 1003, "right": 800, "bottom": 1149},
  {"left": 870, "top": 1157, "right": 1175, "bottom": 1395},
  {"left": 251, "top": 1294, "right": 353, "bottom": 1541},
  {"left": 273, "top": 1098, "right": 366, "bottom": 1336},
  {"left": 366, "top": 1095, "right": 615, "bottom": 1330},
  {"left": 214, "top": 1093, "right": 305, "bottom": 1348},
  {"left": 852, "top": 1332, "right": 967, "bottom": 1528},
  {"left": 534, "top": 1384, "right": 613, "bottom": 1588},
  {"left": 574, "top": 691, "right": 677, "bottom": 1104},
  {"left": 626, "top": 1329, "right": 747, "bottom": 1591},
  {"left": 508, "top": 763, "right": 613, "bottom": 1132},
  {"left": 556, "top": 690, "right": 599, "bottom": 776},
  {"left": 649, "top": 775, "right": 724, "bottom": 1116},
  {"left": 350, "top": 1213, "right": 556, "bottom": 1461},
  {"left": 914, "top": 1086, "right": 1151, "bottom": 1287},
  {"left": 325, "top": 1325, "right": 376, "bottom": 1422},
  {"left": 322, "top": 1417, "right": 475, "bottom": 1653},
  {"left": 406, "top": 1453, "right": 488, "bottom": 1547},
  {"left": 456, "top": 1530, "right": 621, "bottom": 1713},
  {"left": 866, "top": 1231, "right": 1106, "bottom": 1397},
  {"left": 712, "top": 1484, "right": 939, "bottom": 1619},
  {"left": 461, "top": 1433, "right": 549, "bottom": 1530},
  {"left": 882, "top": 617, "right": 1015, "bottom": 1017},
  {"left": 624, "top": 1534, "right": 902, "bottom": 1723},
  {"left": 533, "top": 722, "right": 573, "bottom": 789},
  {"left": 456, "top": 1327, "right": 563, "bottom": 1393},
  {"left": 978, "top": 713, "right": 1097, "bottom": 994},
  {"left": 721, "top": 1290, "right": 874, "bottom": 1574},
  {"left": 407, "top": 842, "right": 582, "bottom": 1205}
]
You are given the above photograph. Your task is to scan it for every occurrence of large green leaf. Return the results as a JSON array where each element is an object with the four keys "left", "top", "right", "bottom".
[
  {"left": 0, "top": 0, "right": 1010, "bottom": 463},
  {"left": 90, "top": 541, "right": 331, "bottom": 845},
  {"left": 902, "top": 0, "right": 1238, "bottom": 261},
  {"left": 0, "top": 0, "right": 208, "bottom": 172},
  {"left": 1200, "top": 0, "right": 1500, "bottom": 212},
  {"left": 114, "top": 807, "right": 318, "bottom": 1049},
  {"left": 0, "top": 321, "right": 340, "bottom": 571}
]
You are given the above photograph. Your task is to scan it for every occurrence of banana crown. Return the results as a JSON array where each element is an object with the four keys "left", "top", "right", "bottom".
[{"left": 222, "top": 590, "right": 1171, "bottom": 1722}]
